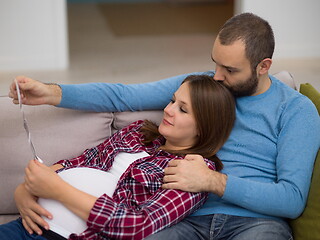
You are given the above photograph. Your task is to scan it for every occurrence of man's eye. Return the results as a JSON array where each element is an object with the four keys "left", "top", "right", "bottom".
[
  {"left": 170, "top": 99, "right": 175, "bottom": 104},
  {"left": 227, "top": 68, "right": 238, "bottom": 74}
]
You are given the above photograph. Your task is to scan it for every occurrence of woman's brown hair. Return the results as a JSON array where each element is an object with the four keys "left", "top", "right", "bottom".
[{"left": 140, "top": 75, "right": 235, "bottom": 171}]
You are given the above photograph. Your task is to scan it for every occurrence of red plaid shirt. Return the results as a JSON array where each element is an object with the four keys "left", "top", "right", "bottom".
[{"left": 56, "top": 120, "right": 215, "bottom": 240}]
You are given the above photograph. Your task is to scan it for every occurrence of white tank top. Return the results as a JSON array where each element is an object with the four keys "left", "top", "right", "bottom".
[{"left": 38, "top": 151, "right": 149, "bottom": 238}]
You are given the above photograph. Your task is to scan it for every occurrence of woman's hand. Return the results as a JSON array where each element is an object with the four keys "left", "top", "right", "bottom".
[
  {"left": 9, "top": 76, "right": 62, "bottom": 106},
  {"left": 24, "top": 160, "right": 66, "bottom": 200},
  {"left": 14, "top": 183, "right": 52, "bottom": 235},
  {"left": 25, "top": 160, "right": 97, "bottom": 222}
]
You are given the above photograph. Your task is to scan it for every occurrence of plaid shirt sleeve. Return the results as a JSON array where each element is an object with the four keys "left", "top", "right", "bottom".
[
  {"left": 55, "top": 121, "right": 145, "bottom": 171},
  {"left": 84, "top": 186, "right": 208, "bottom": 240}
]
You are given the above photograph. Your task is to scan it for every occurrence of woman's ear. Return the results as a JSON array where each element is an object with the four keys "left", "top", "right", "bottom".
[{"left": 257, "top": 58, "right": 272, "bottom": 75}]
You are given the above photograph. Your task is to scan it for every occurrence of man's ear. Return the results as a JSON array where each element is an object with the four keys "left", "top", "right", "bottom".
[{"left": 257, "top": 58, "right": 272, "bottom": 75}]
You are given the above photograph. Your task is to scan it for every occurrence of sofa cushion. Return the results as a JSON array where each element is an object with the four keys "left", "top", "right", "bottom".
[
  {"left": 112, "top": 110, "right": 163, "bottom": 133},
  {"left": 300, "top": 83, "right": 320, "bottom": 115},
  {"left": 290, "top": 83, "right": 320, "bottom": 240}
]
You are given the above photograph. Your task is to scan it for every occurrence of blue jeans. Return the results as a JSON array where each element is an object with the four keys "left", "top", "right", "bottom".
[
  {"left": 0, "top": 218, "right": 47, "bottom": 240},
  {"left": 145, "top": 214, "right": 293, "bottom": 240}
]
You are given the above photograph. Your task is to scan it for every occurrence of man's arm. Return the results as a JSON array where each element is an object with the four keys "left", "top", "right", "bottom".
[
  {"left": 57, "top": 73, "right": 188, "bottom": 112},
  {"left": 221, "top": 97, "right": 320, "bottom": 219},
  {"left": 163, "top": 154, "right": 227, "bottom": 197},
  {"left": 11, "top": 72, "right": 215, "bottom": 112}
]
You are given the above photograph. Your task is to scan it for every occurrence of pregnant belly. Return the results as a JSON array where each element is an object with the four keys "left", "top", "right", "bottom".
[{"left": 38, "top": 167, "right": 118, "bottom": 238}]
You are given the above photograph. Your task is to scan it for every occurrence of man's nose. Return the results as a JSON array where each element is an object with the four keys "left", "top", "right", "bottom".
[{"left": 213, "top": 66, "right": 225, "bottom": 81}]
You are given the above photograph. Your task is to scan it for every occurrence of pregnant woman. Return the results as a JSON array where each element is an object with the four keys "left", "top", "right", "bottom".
[{"left": 0, "top": 74, "right": 235, "bottom": 240}]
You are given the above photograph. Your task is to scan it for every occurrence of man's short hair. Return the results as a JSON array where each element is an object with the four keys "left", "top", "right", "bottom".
[{"left": 218, "top": 12, "right": 275, "bottom": 70}]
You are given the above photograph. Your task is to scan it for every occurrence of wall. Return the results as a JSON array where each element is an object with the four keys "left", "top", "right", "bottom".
[
  {"left": 235, "top": 0, "right": 320, "bottom": 59},
  {"left": 0, "top": 0, "right": 69, "bottom": 71}
]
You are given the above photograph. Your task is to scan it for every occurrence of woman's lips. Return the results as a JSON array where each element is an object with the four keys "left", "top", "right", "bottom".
[{"left": 162, "top": 118, "right": 173, "bottom": 126}]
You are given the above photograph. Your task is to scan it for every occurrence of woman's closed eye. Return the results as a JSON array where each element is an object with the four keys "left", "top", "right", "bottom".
[
  {"left": 170, "top": 96, "right": 188, "bottom": 113},
  {"left": 180, "top": 107, "right": 187, "bottom": 113}
]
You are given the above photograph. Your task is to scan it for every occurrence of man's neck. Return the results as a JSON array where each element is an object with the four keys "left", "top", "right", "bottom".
[{"left": 253, "top": 74, "right": 272, "bottom": 96}]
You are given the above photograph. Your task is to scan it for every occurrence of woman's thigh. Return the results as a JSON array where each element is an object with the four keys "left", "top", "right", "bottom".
[{"left": 0, "top": 218, "right": 46, "bottom": 240}]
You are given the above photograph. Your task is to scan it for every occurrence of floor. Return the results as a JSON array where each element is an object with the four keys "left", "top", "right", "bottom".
[{"left": 0, "top": 3, "right": 319, "bottom": 96}]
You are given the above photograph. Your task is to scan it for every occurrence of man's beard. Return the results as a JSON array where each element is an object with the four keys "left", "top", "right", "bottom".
[{"left": 221, "top": 71, "right": 258, "bottom": 97}]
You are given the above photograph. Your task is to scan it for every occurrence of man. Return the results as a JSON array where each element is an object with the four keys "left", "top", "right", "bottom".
[{"left": 10, "top": 13, "right": 320, "bottom": 239}]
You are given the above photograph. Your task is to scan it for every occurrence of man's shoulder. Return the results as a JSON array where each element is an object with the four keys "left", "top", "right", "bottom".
[
  {"left": 272, "top": 76, "right": 307, "bottom": 102},
  {"left": 271, "top": 77, "right": 318, "bottom": 120}
]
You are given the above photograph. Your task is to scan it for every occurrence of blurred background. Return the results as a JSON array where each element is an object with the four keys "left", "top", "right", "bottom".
[{"left": 0, "top": 0, "right": 319, "bottom": 93}]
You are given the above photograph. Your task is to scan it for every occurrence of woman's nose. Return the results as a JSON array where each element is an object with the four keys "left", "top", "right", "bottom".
[{"left": 164, "top": 103, "right": 174, "bottom": 116}]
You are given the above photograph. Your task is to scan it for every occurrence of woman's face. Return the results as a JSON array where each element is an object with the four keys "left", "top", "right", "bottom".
[{"left": 158, "top": 82, "right": 198, "bottom": 150}]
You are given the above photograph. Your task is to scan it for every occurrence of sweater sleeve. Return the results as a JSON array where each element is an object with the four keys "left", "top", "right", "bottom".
[
  {"left": 57, "top": 71, "right": 214, "bottom": 112},
  {"left": 58, "top": 74, "right": 184, "bottom": 112},
  {"left": 222, "top": 96, "right": 320, "bottom": 219}
]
